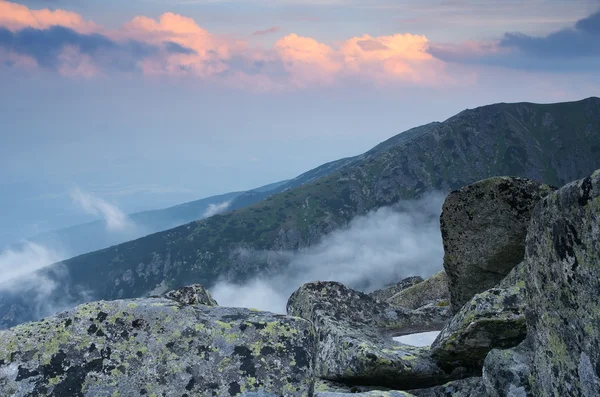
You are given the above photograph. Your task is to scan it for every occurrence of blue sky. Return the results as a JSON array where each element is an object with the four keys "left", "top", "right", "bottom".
[{"left": 1, "top": 0, "right": 600, "bottom": 246}]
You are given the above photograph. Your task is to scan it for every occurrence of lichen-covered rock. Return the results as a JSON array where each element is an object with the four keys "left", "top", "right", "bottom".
[
  {"left": 315, "top": 391, "right": 415, "bottom": 397},
  {"left": 287, "top": 281, "right": 472, "bottom": 389},
  {"left": 408, "top": 377, "right": 484, "bottom": 397},
  {"left": 314, "top": 379, "right": 397, "bottom": 394},
  {"left": 525, "top": 169, "right": 600, "bottom": 396},
  {"left": 161, "top": 284, "right": 218, "bottom": 306},
  {"left": 0, "top": 293, "right": 315, "bottom": 396},
  {"left": 482, "top": 342, "right": 532, "bottom": 397},
  {"left": 369, "top": 276, "right": 425, "bottom": 303},
  {"left": 430, "top": 273, "right": 526, "bottom": 369},
  {"left": 388, "top": 271, "right": 450, "bottom": 310},
  {"left": 440, "top": 177, "right": 555, "bottom": 312}
]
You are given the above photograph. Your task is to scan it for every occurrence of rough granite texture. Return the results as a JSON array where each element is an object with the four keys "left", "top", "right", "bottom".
[
  {"left": 0, "top": 290, "right": 316, "bottom": 397},
  {"left": 440, "top": 176, "right": 555, "bottom": 312},
  {"left": 431, "top": 263, "right": 527, "bottom": 369},
  {"left": 315, "top": 392, "right": 414, "bottom": 397},
  {"left": 482, "top": 342, "right": 532, "bottom": 397},
  {"left": 388, "top": 272, "right": 450, "bottom": 310},
  {"left": 369, "top": 277, "right": 425, "bottom": 303},
  {"left": 525, "top": 169, "right": 600, "bottom": 396},
  {"left": 287, "top": 281, "right": 470, "bottom": 389},
  {"left": 408, "top": 377, "right": 484, "bottom": 397},
  {"left": 161, "top": 283, "right": 218, "bottom": 306}
]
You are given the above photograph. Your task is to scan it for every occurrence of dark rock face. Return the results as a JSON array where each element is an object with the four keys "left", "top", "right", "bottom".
[
  {"left": 0, "top": 290, "right": 315, "bottom": 397},
  {"left": 440, "top": 177, "right": 555, "bottom": 312},
  {"left": 431, "top": 263, "right": 527, "bottom": 369},
  {"left": 408, "top": 377, "right": 484, "bottom": 397},
  {"left": 482, "top": 342, "right": 532, "bottom": 397},
  {"left": 369, "top": 276, "right": 425, "bottom": 303},
  {"left": 162, "top": 284, "right": 218, "bottom": 306},
  {"left": 388, "top": 271, "right": 450, "bottom": 310},
  {"left": 525, "top": 169, "right": 600, "bottom": 396},
  {"left": 287, "top": 281, "right": 469, "bottom": 390}
]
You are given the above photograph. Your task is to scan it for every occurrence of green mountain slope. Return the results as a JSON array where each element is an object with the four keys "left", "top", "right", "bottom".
[{"left": 2, "top": 97, "right": 600, "bottom": 328}]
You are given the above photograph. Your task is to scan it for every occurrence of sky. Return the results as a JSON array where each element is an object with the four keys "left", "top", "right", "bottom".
[{"left": 1, "top": 0, "right": 600, "bottom": 246}]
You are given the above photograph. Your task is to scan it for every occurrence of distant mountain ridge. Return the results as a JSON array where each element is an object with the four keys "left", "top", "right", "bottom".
[{"left": 2, "top": 96, "right": 600, "bottom": 329}]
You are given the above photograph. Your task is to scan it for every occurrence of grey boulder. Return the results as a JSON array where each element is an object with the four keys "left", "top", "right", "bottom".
[
  {"left": 388, "top": 271, "right": 450, "bottom": 310},
  {"left": 440, "top": 176, "right": 555, "bottom": 312},
  {"left": 0, "top": 287, "right": 315, "bottom": 397},
  {"left": 430, "top": 268, "right": 526, "bottom": 369},
  {"left": 408, "top": 377, "right": 484, "bottom": 397},
  {"left": 287, "top": 281, "right": 470, "bottom": 389},
  {"left": 525, "top": 169, "right": 600, "bottom": 396},
  {"left": 482, "top": 341, "right": 532, "bottom": 397},
  {"left": 370, "top": 276, "right": 425, "bottom": 303}
]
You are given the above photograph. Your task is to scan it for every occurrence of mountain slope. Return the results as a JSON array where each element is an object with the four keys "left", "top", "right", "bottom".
[{"left": 2, "top": 97, "right": 600, "bottom": 328}]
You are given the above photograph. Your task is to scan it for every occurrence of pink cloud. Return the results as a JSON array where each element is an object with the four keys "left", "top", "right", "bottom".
[
  {"left": 0, "top": 0, "right": 459, "bottom": 89},
  {"left": 0, "top": 0, "right": 97, "bottom": 33}
]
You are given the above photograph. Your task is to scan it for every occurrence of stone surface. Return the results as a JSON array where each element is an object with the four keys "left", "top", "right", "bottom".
[
  {"left": 369, "top": 276, "right": 425, "bottom": 303},
  {"left": 482, "top": 342, "right": 532, "bottom": 397},
  {"left": 440, "top": 176, "right": 555, "bottom": 312},
  {"left": 0, "top": 288, "right": 315, "bottom": 397},
  {"left": 161, "top": 283, "right": 218, "bottom": 306},
  {"left": 408, "top": 377, "right": 484, "bottom": 397},
  {"left": 388, "top": 271, "right": 450, "bottom": 310},
  {"left": 430, "top": 268, "right": 526, "bottom": 369},
  {"left": 525, "top": 169, "right": 600, "bottom": 396},
  {"left": 315, "top": 392, "right": 415, "bottom": 397},
  {"left": 287, "top": 281, "right": 471, "bottom": 389}
]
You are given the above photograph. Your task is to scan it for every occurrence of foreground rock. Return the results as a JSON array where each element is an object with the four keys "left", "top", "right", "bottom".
[
  {"left": 288, "top": 281, "right": 469, "bottom": 389},
  {"left": 431, "top": 264, "right": 527, "bottom": 369},
  {"left": 525, "top": 170, "right": 600, "bottom": 396},
  {"left": 388, "top": 271, "right": 450, "bottom": 310},
  {"left": 482, "top": 342, "right": 531, "bottom": 397},
  {"left": 408, "top": 377, "right": 484, "bottom": 396},
  {"left": 440, "top": 176, "right": 555, "bottom": 312},
  {"left": 370, "top": 276, "right": 424, "bottom": 303},
  {"left": 0, "top": 288, "right": 315, "bottom": 396}
]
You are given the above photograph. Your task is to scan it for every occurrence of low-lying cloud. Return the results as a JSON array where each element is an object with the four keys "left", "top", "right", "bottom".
[
  {"left": 211, "top": 193, "right": 446, "bottom": 314},
  {"left": 70, "top": 187, "right": 134, "bottom": 232},
  {"left": 0, "top": 242, "right": 86, "bottom": 323},
  {"left": 203, "top": 200, "right": 232, "bottom": 218}
]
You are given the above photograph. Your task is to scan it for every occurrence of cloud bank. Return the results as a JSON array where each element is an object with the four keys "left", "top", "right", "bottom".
[
  {"left": 211, "top": 193, "right": 446, "bottom": 314},
  {"left": 0, "top": 242, "right": 82, "bottom": 323},
  {"left": 0, "top": 0, "right": 451, "bottom": 87},
  {"left": 429, "top": 9, "right": 600, "bottom": 71}
]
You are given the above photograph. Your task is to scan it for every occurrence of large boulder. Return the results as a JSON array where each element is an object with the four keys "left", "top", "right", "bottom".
[
  {"left": 388, "top": 271, "right": 450, "bottom": 310},
  {"left": 287, "top": 281, "right": 471, "bottom": 389},
  {"left": 430, "top": 263, "right": 527, "bottom": 369},
  {"left": 315, "top": 392, "right": 414, "bottom": 397},
  {"left": 525, "top": 169, "right": 600, "bottom": 396},
  {"left": 482, "top": 342, "right": 532, "bottom": 397},
  {"left": 0, "top": 286, "right": 315, "bottom": 397},
  {"left": 369, "top": 276, "right": 425, "bottom": 303},
  {"left": 440, "top": 176, "right": 555, "bottom": 312}
]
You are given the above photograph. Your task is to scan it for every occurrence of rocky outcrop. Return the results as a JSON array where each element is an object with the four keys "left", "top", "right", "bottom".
[
  {"left": 431, "top": 264, "right": 527, "bottom": 369},
  {"left": 287, "top": 281, "right": 469, "bottom": 389},
  {"left": 315, "top": 392, "right": 414, "bottom": 397},
  {"left": 408, "top": 377, "right": 484, "bottom": 397},
  {"left": 388, "top": 271, "right": 450, "bottom": 310},
  {"left": 369, "top": 276, "right": 424, "bottom": 303},
  {"left": 525, "top": 169, "right": 600, "bottom": 396},
  {"left": 161, "top": 283, "right": 218, "bottom": 306},
  {"left": 482, "top": 342, "right": 532, "bottom": 397},
  {"left": 0, "top": 287, "right": 315, "bottom": 397},
  {"left": 440, "top": 177, "right": 555, "bottom": 312}
]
